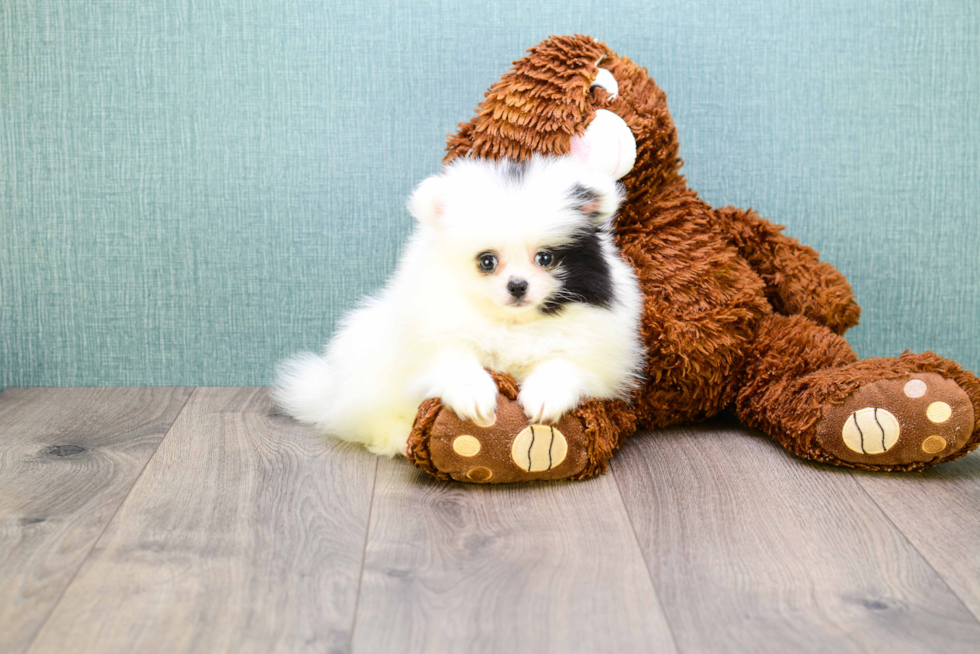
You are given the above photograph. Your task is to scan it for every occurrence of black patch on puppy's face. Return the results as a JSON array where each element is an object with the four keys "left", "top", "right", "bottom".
[{"left": 540, "top": 226, "right": 615, "bottom": 315}]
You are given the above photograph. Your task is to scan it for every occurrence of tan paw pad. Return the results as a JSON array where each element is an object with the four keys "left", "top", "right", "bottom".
[
  {"left": 511, "top": 425, "right": 568, "bottom": 472},
  {"left": 466, "top": 466, "right": 493, "bottom": 482},
  {"left": 904, "top": 379, "right": 927, "bottom": 398},
  {"left": 452, "top": 435, "right": 481, "bottom": 457},
  {"left": 926, "top": 401, "right": 952, "bottom": 423},
  {"left": 841, "top": 408, "right": 900, "bottom": 454}
]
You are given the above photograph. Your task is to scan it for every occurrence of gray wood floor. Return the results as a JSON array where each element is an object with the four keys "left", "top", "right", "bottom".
[{"left": 1, "top": 388, "right": 979, "bottom": 654}]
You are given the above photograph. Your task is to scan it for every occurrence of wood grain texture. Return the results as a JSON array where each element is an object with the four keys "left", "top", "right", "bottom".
[
  {"left": 854, "top": 454, "right": 980, "bottom": 620},
  {"left": 7, "top": 387, "right": 980, "bottom": 654},
  {"left": 0, "top": 387, "right": 192, "bottom": 654},
  {"left": 350, "top": 458, "right": 677, "bottom": 654},
  {"left": 24, "top": 388, "right": 377, "bottom": 654},
  {"left": 614, "top": 419, "right": 980, "bottom": 654}
]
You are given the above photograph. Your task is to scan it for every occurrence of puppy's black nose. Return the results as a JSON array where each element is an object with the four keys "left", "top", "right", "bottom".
[{"left": 507, "top": 279, "right": 529, "bottom": 298}]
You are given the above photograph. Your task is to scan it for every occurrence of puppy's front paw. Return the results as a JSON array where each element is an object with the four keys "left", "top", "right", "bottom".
[
  {"left": 440, "top": 372, "right": 499, "bottom": 428},
  {"left": 518, "top": 374, "right": 581, "bottom": 425}
]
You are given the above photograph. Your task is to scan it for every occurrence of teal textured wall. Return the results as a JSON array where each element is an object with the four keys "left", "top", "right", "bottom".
[{"left": 1, "top": 0, "right": 978, "bottom": 386}]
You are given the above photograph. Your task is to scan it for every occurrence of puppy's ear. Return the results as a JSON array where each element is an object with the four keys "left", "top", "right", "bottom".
[
  {"left": 568, "top": 173, "right": 623, "bottom": 227},
  {"left": 408, "top": 174, "right": 447, "bottom": 227}
]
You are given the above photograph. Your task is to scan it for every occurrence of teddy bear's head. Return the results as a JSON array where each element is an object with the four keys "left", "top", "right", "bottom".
[{"left": 445, "top": 35, "right": 682, "bottom": 199}]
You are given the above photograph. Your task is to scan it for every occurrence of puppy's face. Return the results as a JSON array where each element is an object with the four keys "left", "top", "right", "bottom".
[
  {"left": 409, "top": 156, "right": 622, "bottom": 322},
  {"left": 467, "top": 232, "right": 560, "bottom": 316}
]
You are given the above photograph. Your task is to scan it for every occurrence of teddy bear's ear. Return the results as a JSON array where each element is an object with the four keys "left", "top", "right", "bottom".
[
  {"left": 569, "top": 171, "right": 623, "bottom": 227},
  {"left": 408, "top": 174, "right": 447, "bottom": 227}
]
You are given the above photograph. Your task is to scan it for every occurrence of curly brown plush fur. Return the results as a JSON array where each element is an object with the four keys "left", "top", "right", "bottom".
[{"left": 407, "top": 35, "right": 979, "bottom": 481}]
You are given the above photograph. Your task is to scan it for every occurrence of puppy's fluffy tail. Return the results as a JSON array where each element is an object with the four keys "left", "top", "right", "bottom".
[{"left": 271, "top": 353, "right": 337, "bottom": 427}]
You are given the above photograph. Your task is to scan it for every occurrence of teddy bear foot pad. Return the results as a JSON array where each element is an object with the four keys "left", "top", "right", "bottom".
[
  {"left": 815, "top": 373, "right": 975, "bottom": 467},
  {"left": 422, "top": 396, "right": 589, "bottom": 483}
]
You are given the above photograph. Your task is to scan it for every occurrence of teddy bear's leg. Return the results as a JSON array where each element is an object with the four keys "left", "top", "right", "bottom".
[
  {"left": 737, "top": 314, "right": 980, "bottom": 470},
  {"left": 406, "top": 371, "right": 636, "bottom": 483},
  {"left": 716, "top": 206, "right": 861, "bottom": 334}
]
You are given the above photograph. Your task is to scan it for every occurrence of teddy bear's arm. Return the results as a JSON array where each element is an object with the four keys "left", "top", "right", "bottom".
[{"left": 716, "top": 206, "right": 861, "bottom": 335}]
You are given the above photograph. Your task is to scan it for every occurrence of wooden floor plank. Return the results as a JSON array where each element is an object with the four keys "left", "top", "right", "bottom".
[
  {"left": 351, "top": 458, "right": 677, "bottom": 654},
  {"left": 853, "top": 453, "right": 980, "bottom": 620},
  {"left": 0, "top": 387, "right": 192, "bottom": 654},
  {"left": 614, "top": 419, "right": 980, "bottom": 654},
  {"left": 24, "top": 388, "right": 377, "bottom": 654}
]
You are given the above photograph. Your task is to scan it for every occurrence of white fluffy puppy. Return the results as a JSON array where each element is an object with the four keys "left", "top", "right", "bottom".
[{"left": 273, "top": 155, "right": 644, "bottom": 457}]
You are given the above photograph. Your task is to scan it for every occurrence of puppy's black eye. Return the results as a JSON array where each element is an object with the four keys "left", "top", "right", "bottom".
[
  {"left": 535, "top": 251, "right": 554, "bottom": 268},
  {"left": 477, "top": 252, "right": 498, "bottom": 273}
]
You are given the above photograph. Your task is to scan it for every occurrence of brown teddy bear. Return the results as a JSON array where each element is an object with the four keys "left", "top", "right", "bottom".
[{"left": 406, "top": 35, "right": 979, "bottom": 483}]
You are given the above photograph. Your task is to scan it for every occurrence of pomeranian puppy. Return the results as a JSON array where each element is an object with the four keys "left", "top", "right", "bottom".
[{"left": 273, "top": 155, "right": 644, "bottom": 457}]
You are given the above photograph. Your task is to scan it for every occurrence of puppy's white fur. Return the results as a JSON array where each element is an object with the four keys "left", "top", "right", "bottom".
[{"left": 273, "top": 156, "right": 644, "bottom": 457}]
